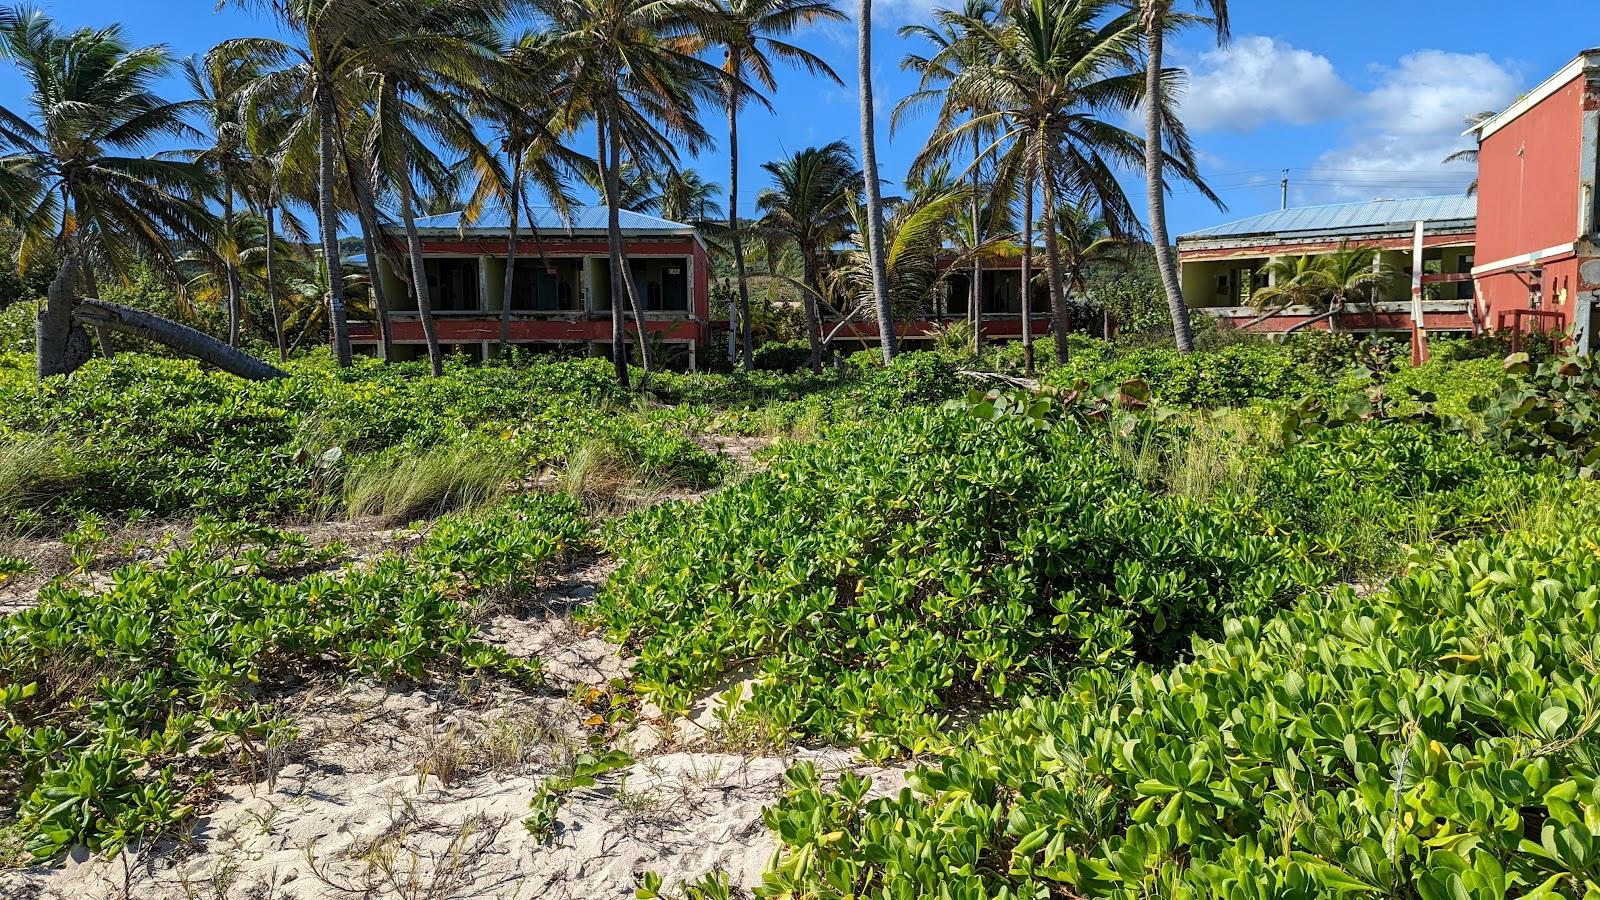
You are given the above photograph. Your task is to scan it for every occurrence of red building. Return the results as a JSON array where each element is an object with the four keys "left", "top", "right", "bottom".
[
  {"left": 823, "top": 252, "right": 1056, "bottom": 348},
  {"left": 350, "top": 206, "right": 714, "bottom": 367},
  {"left": 1472, "top": 49, "right": 1600, "bottom": 350}
]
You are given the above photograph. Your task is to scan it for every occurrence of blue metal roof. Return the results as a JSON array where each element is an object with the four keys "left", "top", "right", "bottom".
[
  {"left": 413, "top": 203, "right": 695, "bottom": 235},
  {"left": 1180, "top": 195, "right": 1476, "bottom": 242}
]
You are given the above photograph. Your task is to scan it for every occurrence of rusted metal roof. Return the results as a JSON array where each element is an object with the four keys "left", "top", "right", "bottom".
[{"left": 1180, "top": 195, "right": 1476, "bottom": 242}]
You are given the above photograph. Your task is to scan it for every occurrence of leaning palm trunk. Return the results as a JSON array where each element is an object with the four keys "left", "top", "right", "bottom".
[
  {"left": 1040, "top": 150, "right": 1070, "bottom": 365},
  {"left": 727, "top": 75, "right": 754, "bottom": 370},
  {"left": 857, "top": 0, "right": 896, "bottom": 364},
  {"left": 498, "top": 150, "right": 523, "bottom": 353},
  {"left": 598, "top": 118, "right": 630, "bottom": 387},
  {"left": 75, "top": 299, "right": 286, "bottom": 380},
  {"left": 394, "top": 128, "right": 445, "bottom": 376},
  {"left": 1020, "top": 159, "right": 1036, "bottom": 376},
  {"left": 316, "top": 86, "right": 352, "bottom": 367},
  {"left": 349, "top": 151, "right": 395, "bottom": 361},
  {"left": 1144, "top": 12, "right": 1194, "bottom": 353}
]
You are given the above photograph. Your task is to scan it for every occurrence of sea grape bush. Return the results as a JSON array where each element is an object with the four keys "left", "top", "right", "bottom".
[
  {"left": 758, "top": 492, "right": 1600, "bottom": 899},
  {"left": 594, "top": 405, "right": 1541, "bottom": 754},
  {"left": 0, "top": 493, "right": 589, "bottom": 859},
  {"left": 0, "top": 354, "right": 718, "bottom": 528}
]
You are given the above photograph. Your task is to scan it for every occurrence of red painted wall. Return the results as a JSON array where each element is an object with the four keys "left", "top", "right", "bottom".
[{"left": 1476, "top": 72, "right": 1587, "bottom": 324}]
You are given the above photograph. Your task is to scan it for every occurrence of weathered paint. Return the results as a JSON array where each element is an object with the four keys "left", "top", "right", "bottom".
[
  {"left": 353, "top": 233, "right": 714, "bottom": 366},
  {"left": 1475, "top": 52, "right": 1600, "bottom": 337}
]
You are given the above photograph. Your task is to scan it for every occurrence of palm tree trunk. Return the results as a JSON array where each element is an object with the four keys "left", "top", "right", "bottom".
[
  {"left": 73, "top": 299, "right": 286, "bottom": 380},
  {"left": 607, "top": 123, "right": 654, "bottom": 376},
  {"left": 36, "top": 250, "right": 80, "bottom": 379},
  {"left": 264, "top": 196, "right": 287, "bottom": 361},
  {"left": 970, "top": 127, "right": 984, "bottom": 356},
  {"left": 499, "top": 149, "right": 523, "bottom": 353},
  {"left": 598, "top": 117, "right": 630, "bottom": 387},
  {"left": 802, "top": 248, "right": 825, "bottom": 372},
  {"left": 857, "top": 0, "right": 896, "bottom": 364},
  {"left": 393, "top": 117, "right": 445, "bottom": 374},
  {"left": 1040, "top": 148, "right": 1070, "bottom": 365},
  {"left": 727, "top": 73, "right": 754, "bottom": 371},
  {"left": 223, "top": 172, "right": 244, "bottom": 348},
  {"left": 1021, "top": 158, "right": 1036, "bottom": 376},
  {"left": 348, "top": 147, "right": 395, "bottom": 361},
  {"left": 316, "top": 86, "right": 352, "bottom": 368},
  {"left": 1143, "top": 10, "right": 1194, "bottom": 353}
]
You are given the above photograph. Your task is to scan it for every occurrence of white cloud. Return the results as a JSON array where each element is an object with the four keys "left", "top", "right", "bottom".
[
  {"left": 1178, "top": 36, "right": 1353, "bottom": 133},
  {"left": 1307, "top": 51, "right": 1520, "bottom": 201}
]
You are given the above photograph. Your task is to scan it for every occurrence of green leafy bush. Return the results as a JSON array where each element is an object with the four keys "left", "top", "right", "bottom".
[
  {"left": 0, "top": 493, "right": 589, "bottom": 859},
  {"left": 759, "top": 486, "right": 1597, "bottom": 899},
  {"left": 594, "top": 404, "right": 1539, "bottom": 753}
]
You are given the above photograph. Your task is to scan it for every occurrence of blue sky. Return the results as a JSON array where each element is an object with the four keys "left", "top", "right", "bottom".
[{"left": 2, "top": 0, "right": 1591, "bottom": 236}]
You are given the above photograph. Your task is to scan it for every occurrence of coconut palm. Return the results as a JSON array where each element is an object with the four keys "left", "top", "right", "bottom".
[
  {"left": 537, "top": 0, "right": 730, "bottom": 386},
  {"left": 897, "top": 0, "right": 999, "bottom": 352},
  {"left": 182, "top": 53, "right": 256, "bottom": 348},
  {"left": 221, "top": 0, "right": 514, "bottom": 368},
  {"left": 1443, "top": 111, "right": 1496, "bottom": 197},
  {"left": 690, "top": 0, "right": 845, "bottom": 371},
  {"left": 1134, "top": 0, "right": 1228, "bottom": 353},
  {"left": 856, "top": 0, "right": 895, "bottom": 363},
  {"left": 837, "top": 184, "right": 966, "bottom": 327},
  {"left": 364, "top": 8, "right": 513, "bottom": 377},
  {"left": 922, "top": 0, "right": 1215, "bottom": 367},
  {"left": 1049, "top": 196, "right": 1128, "bottom": 334},
  {"left": 0, "top": 8, "right": 278, "bottom": 380},
  {"left": 655, "top": 168, "right": 725, "bottom": 223},
  {"left": 466, "top": 31, "right": 585, "bottom": 354},
  {"left": 756, "top": 141, "right": 862, "bottom": 372},
  {"left": 1248, "top": 243, "right": 1397, "bottom": 335}
]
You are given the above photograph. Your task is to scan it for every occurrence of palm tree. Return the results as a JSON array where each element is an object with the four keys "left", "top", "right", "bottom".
[
  {"left": 1443, "top": 111, "right": 1496, "bottom": 197},
  {"left": 183, "top": 53, "right": 256, "bottom": 348},
  {"left": 897, "top": 0, "right": 998, "bottom": 353},
  {"left": 1136, "top": 0, "right": 1228, "bottom": 353},
  {"left": 692, "top": 0, "right": 845, "bottom": 371},
  {"left": 0, "top": 9, "right": 278, "bottom": 380},
  {"left": 538, "top": 0, "right": 730, "bottom": 386},
  {"left": 467, "top": 31, "right": 584, "bottom": 354},
  {"left": 364, "top": 6, "right": 513, "bottom": 377},
  {"left": 757, "top": 141, "right": 862, "bottom": 372},
  {"left": 856, "top": 0, "right": 895, "bottom": 363},
  {"left": 837, "top": 184, "right": 966, "bottom": 328},
  {"left": 1247, "top": 243, "right": 1396, "bottom": 336},
  {"left": 1049, "top": 197, "right": 1128, "bottom": 334},
  {"left": 655, "top": 168, "right": 725, "bottom": 223},
  {"left": 235, "top": 82, "right": 309, "bottom": 361}
]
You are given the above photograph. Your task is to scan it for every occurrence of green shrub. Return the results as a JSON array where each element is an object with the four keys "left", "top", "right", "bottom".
[
  {"left": 594, "top": 405, "right": 1539, "bottom": 753},
  {"left": 759, "top": 484, "right": 1597, "bottom": 899},
  {"left": 751, "top": 340, "right": 813, "bottom": 374},
  {"left": 0, "top": 493, "right": 589, "bottom": 859}
]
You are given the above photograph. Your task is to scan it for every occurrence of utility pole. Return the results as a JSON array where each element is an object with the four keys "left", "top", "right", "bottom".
[{"left": 1280, "top": 169, "right": 1289, "bottom": 210}]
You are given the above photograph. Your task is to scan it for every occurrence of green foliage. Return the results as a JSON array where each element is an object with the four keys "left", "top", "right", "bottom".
[
  {"left": 751, "top": 339, "right": 813, "bottom": 374},
  {"left": 0, "top": 355, "right": 719, "bottom": 530},
  {"left": 1473, "top": 354, "right": 1600, "bottom": 476},
  {"left": 0, "top": 494, "right": 589, "bottom": 859},
  {"left": 594, "top": 402, "right": 1542, "bottom": 753},
  {"left": 523, "top": 749, "right": 634, "bottom": 841},
  {"left": 1044, "top": 341, "right": 1324, "bottom": 408},
  {"left": 758, "top": 491, "right": 1600, "bottom": 899}
]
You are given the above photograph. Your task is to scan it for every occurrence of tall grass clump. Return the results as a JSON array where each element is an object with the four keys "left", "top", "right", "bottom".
[
  {"left": 344, "top": 442, "right": 512, "bottom": 523},
  {"left": 0, "top": 432, "right": 71, "bottom": 522}
]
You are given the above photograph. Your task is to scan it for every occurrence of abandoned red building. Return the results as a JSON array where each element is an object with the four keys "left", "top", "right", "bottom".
[
  {"left": 1472, "top": 49, "right": 1600, "bottom": 351},
  {"left": 349, "top": 206, "right": 714, "bottom": 367},
  {"left": 1178, "top": 48, "right": 1600, "bottom": 349}
]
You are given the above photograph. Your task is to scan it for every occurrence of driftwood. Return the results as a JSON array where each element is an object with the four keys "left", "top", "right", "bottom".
[
  {"left": 957, "top": 369, "right": 1042, "bottom": 391},
  {"left": 73, "top": 299, "right": 288, "bottom": 381}
]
